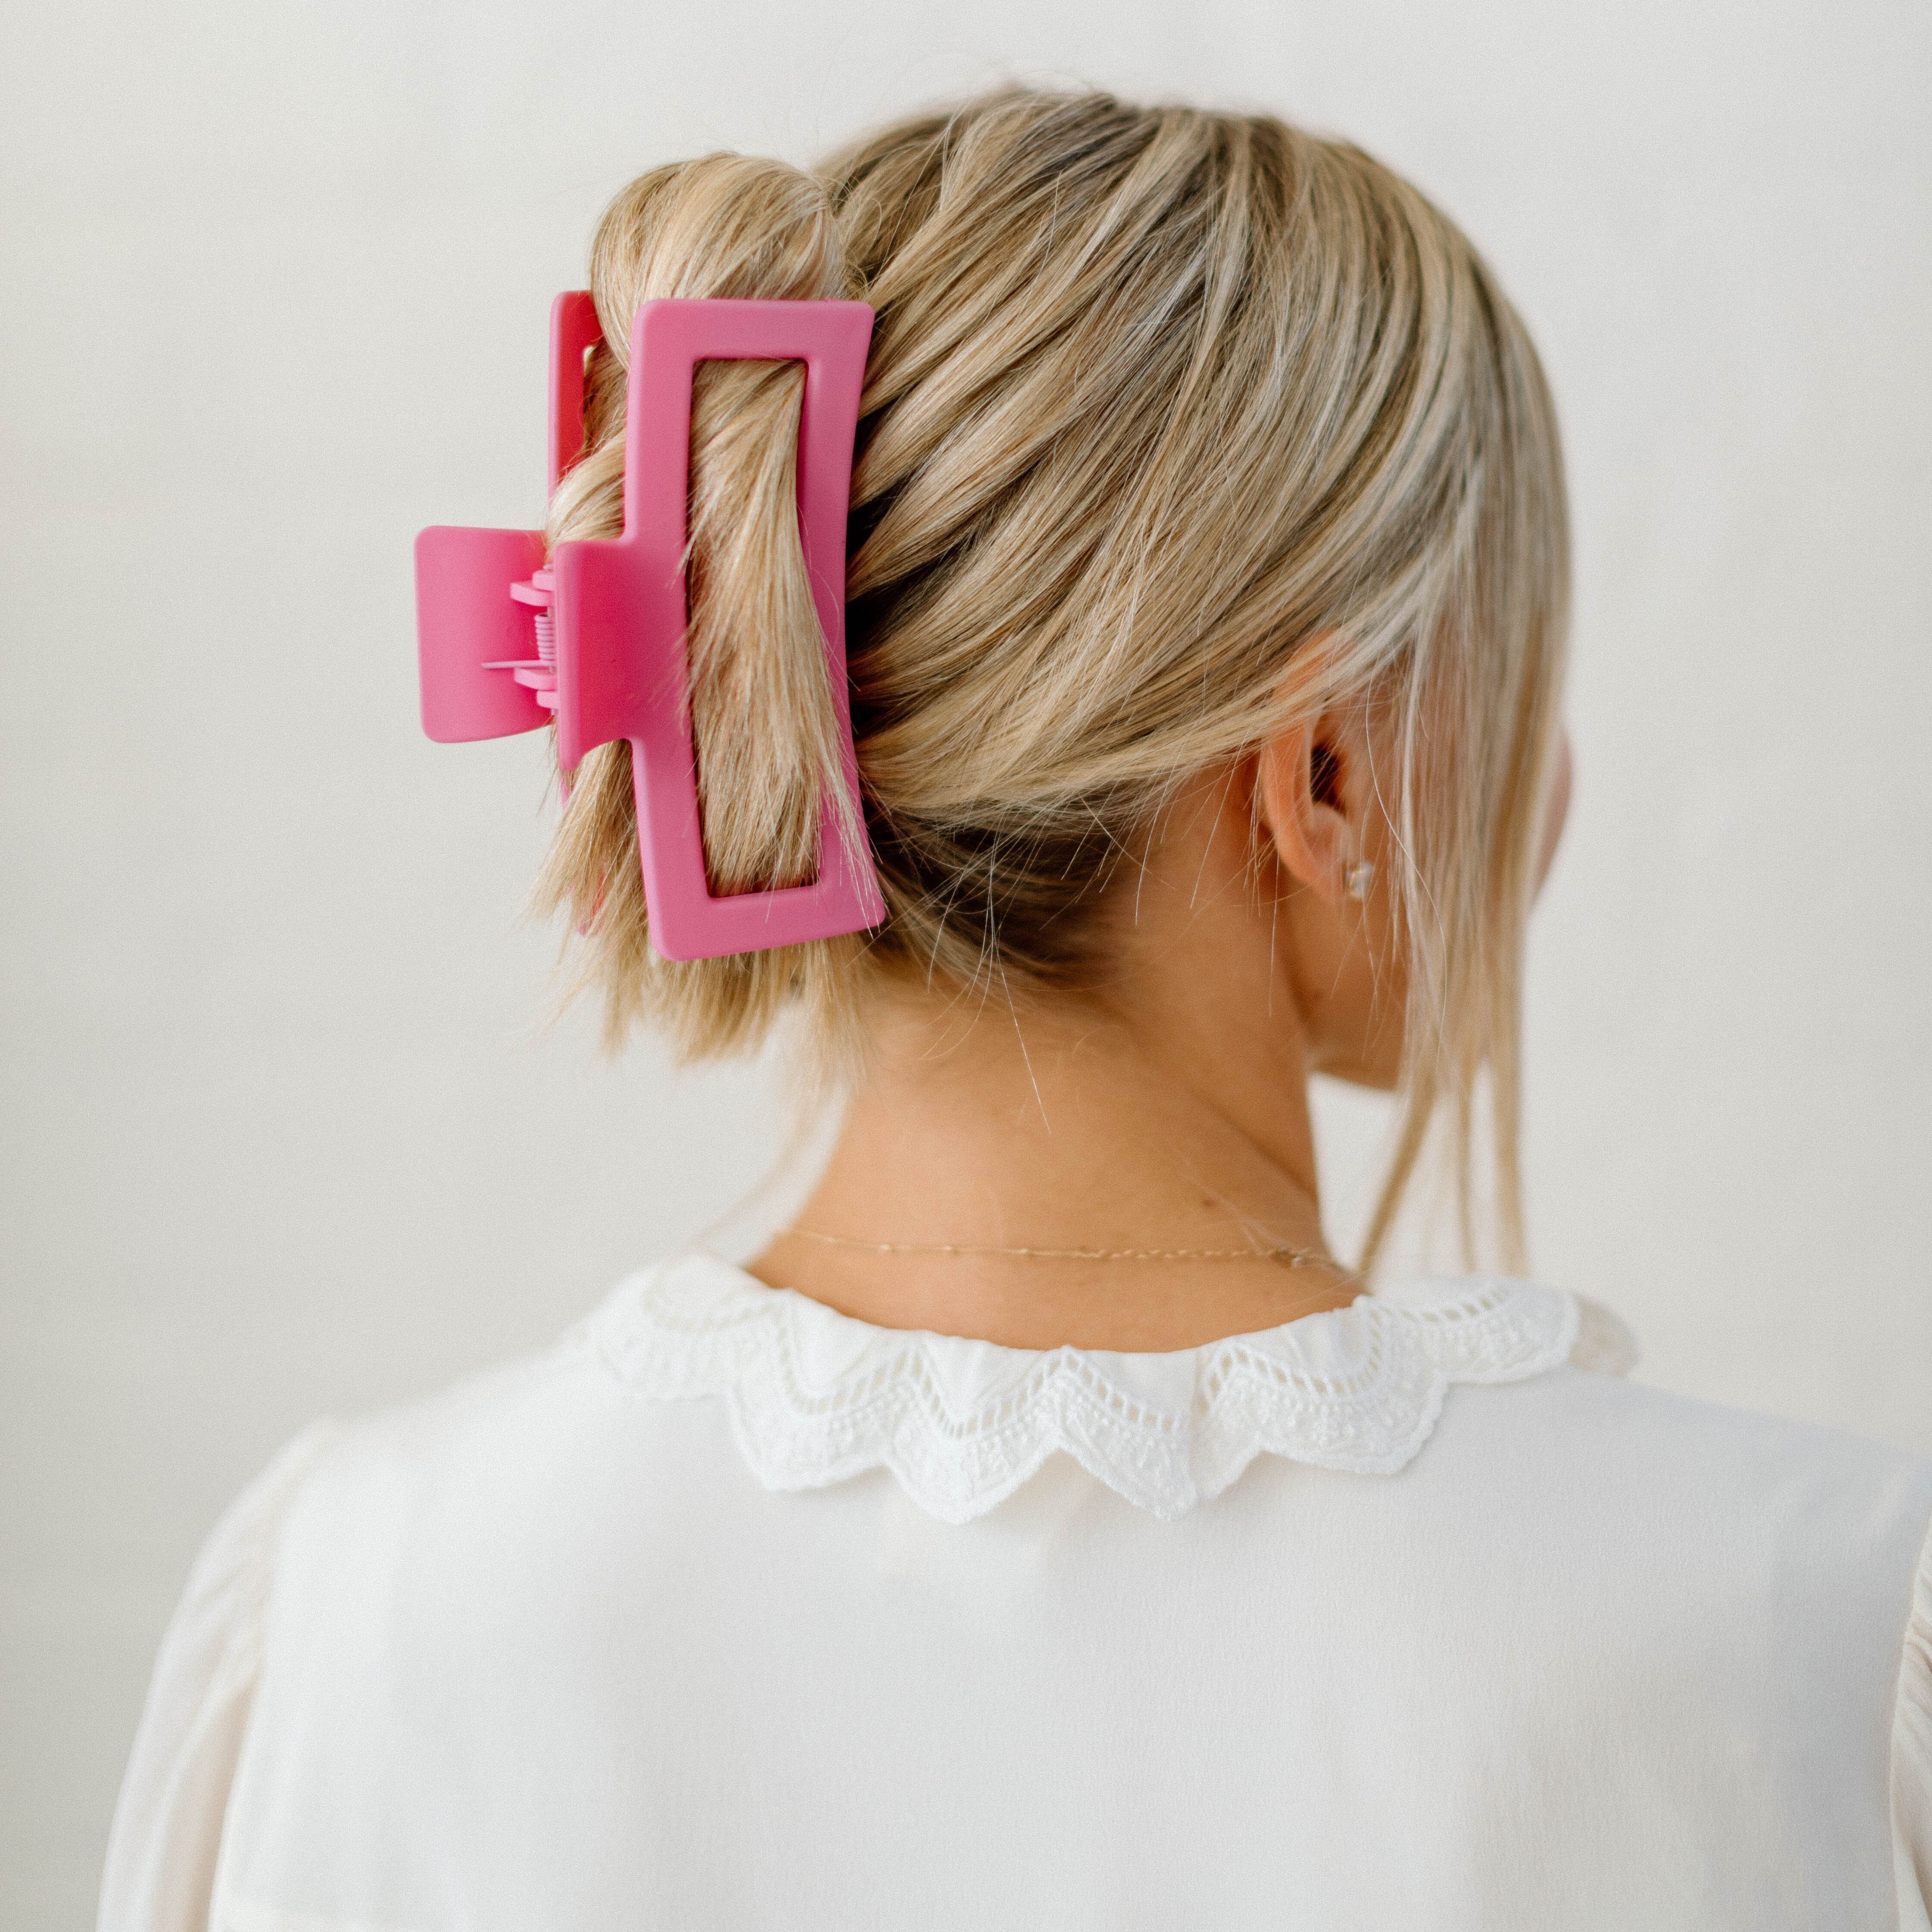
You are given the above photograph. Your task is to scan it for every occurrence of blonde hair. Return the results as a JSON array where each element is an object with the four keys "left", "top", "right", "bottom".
[{"left": 536, "top": 88, "right": 1569, "bottom": 1271}]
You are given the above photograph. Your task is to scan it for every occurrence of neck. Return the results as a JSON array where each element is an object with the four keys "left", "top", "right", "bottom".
[{"left": 751, "top": 795, "right": 1361, "bottom": 1349}]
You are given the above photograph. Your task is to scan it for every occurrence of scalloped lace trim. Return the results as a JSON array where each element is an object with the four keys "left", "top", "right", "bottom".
[{"left": 580, "top": 1254, "right": 1613, "bottom": 1524}]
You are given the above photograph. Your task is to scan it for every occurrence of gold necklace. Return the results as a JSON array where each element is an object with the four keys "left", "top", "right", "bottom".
[{"left": 784, "top": 1228, "right": 1342, "bottom": 1270}]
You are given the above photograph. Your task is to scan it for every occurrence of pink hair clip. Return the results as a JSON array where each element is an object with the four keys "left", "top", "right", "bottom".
[{"left": 415, "top": 292, "right": 886, "bottom": 962}]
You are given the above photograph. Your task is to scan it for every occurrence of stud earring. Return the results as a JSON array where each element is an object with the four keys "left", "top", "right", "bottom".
[{"left": 1343, "top": 860, "right": 1376, "bottom": 902}]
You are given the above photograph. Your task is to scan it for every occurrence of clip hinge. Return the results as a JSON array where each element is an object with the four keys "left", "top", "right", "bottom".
[{"left": 480, "top": 570, "right": 558, "bottom": 709}]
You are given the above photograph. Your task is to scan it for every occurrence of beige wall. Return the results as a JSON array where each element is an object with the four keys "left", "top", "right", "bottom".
[{"left": 3, "top": 0, "right": 1928, "bottom": 1919}]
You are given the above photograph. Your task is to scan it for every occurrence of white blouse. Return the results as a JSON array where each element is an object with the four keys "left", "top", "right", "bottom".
[{"left": 102, "top": 1253, "right": 1932, "bottom": 1931}]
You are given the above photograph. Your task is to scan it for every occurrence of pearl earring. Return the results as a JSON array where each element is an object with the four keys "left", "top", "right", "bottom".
[{"left": 1343, "top": 860, "right": 1376, "bottom": 901}]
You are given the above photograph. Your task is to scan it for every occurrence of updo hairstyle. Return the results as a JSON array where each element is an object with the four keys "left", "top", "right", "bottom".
[{"left": 537, "top": 88, "right": 1569, "bottom": 1268}]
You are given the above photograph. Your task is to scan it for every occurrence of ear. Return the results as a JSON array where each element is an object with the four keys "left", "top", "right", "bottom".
[{"left": 1254, "top": 715, "right": 1365, "bottom": 904}]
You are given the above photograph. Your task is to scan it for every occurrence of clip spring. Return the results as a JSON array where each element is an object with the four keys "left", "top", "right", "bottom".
[{"left": 482, "top": 570, "right": 558, "bottom": 709}]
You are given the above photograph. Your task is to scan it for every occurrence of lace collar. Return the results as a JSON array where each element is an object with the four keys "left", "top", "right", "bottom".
[{"left": 579, "top": 1251, "right": 1632, "bottom": 1524}]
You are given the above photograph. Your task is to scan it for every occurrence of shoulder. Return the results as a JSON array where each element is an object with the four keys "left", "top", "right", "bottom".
[
  {"left": 228, "top": 1280, "right": 752, "bottom": 1746},
  {"left": 1475, "top": 1354, "right": 1932, "bottom": 1505},
  {"left": 277, "top": 1277, "right": 731, "bottom": 1561},
  {"left": 1371, "top": 1268, "right": 1932, "bottom": 1515},
  {"left": 1426, "top": 1354, "right": 1932, "bottom": 1657},
  {"left": 1369, "top": 1273, "right": 1932, "bottom": 1584},
  {"left": 1443, "top": 1346, "right": 1932, "bottom": 1527}
]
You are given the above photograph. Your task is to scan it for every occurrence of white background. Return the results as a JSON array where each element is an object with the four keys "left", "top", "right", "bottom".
[{"left": 3, "top": 0, "right": 1928, "bottom": 1919}]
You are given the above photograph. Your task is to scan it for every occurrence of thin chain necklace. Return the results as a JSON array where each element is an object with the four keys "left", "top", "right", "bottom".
[{"left": 785, "top": 1228, "right": 1344, "bottom": 1270}]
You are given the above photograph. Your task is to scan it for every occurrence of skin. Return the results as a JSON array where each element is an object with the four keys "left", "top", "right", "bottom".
[{"left": 753, "top": 711, "right": 1572, "bottom": 1352}]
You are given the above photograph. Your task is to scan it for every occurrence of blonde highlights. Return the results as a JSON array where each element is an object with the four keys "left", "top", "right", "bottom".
[{"left": 534, "top": 89, "right": 1569, "bottom": 1270}]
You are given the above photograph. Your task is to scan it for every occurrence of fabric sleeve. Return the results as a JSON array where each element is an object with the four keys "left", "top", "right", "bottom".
[
  {"left": 97, "top": 1423, "right": 337, "bottom": 1932},
  {"left": 1895, "top": 1504, "right": 1932, "bottom": 1932}
]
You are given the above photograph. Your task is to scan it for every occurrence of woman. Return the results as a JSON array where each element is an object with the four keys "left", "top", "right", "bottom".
[{"left": 102, "top": 88, "right": 1932, "bottom": 1929}]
